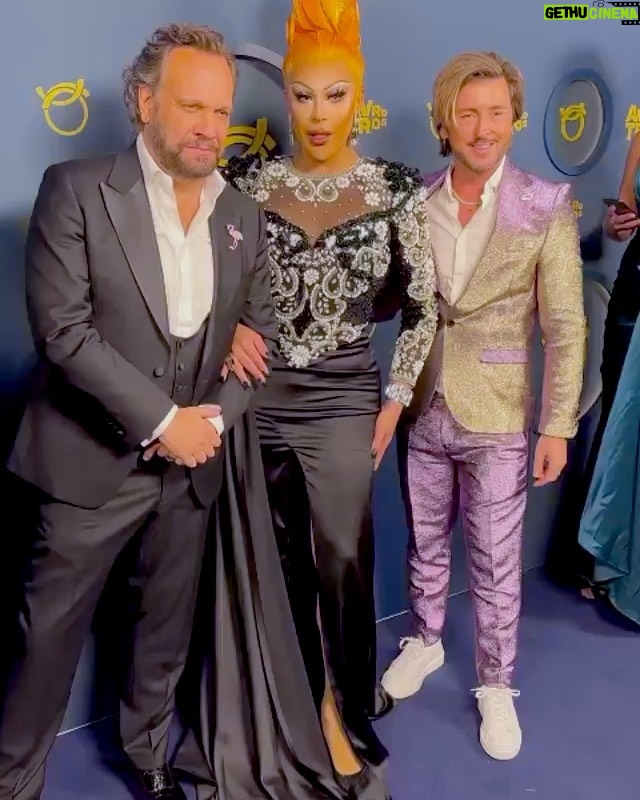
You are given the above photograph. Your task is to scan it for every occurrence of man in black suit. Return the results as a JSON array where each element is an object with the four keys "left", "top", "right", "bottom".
[{"left": 0, "top": 23, "right": 277, "bottom": 800}]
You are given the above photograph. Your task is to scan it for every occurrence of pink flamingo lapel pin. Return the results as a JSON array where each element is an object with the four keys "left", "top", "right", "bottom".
[{"left": 226, "top": 224, "right": 243, "bottom": 250}]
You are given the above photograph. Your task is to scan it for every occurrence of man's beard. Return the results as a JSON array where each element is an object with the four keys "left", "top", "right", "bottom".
[{"left": 148, "top": 121, "right": 219, "bottom": 179}]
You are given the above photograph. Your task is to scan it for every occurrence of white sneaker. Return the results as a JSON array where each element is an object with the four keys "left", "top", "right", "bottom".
[
  {"left": 473, "top": 686, "right": 522, "bottom": 760},
  {"left": 381, "top": 637, "right": 445, "bottom": 699}
]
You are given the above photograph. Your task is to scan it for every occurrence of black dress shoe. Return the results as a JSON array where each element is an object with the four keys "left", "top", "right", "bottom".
[
  {"left": 368, "top": 686, "right": 396, "bottom": 721},
  {"left": 139, "top": 766, "right": 187, "bottom": 800}
]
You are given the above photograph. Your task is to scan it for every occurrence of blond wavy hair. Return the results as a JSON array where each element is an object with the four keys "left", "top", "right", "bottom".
[{"left": 431, "top": 51, "right": 524, "bottom": 157}]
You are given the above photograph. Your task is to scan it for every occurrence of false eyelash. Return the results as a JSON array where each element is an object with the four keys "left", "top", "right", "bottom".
[{"left": 292, "top": 90, "right": 347, "bottom": 101}]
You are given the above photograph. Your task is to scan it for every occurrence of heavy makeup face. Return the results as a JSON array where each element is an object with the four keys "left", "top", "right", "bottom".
[{"left": 285, "top": 57, "right": 363, "bottom": 167}]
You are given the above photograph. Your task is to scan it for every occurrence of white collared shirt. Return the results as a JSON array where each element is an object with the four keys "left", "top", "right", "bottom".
[
  {"left": 136, "top": 134, "right": 225, "bottom": 338},
  {"left": 427, "top": 157, "right": 504, "bottom": 392},
  {"left": 136, "top": 135, "right": 226, "bottom": 444},
  {"left": 427, "top": 156, "right": 504, "bottom": 305}
]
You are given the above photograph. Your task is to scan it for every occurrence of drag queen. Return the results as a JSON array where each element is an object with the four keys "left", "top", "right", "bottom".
[{"left": 174, "top": 0, "right": 438, "bottom": 797}]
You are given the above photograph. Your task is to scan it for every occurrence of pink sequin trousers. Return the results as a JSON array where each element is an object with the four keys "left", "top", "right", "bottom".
[{"left": 404, "top": 395, "right": 529, "bottom": 686}]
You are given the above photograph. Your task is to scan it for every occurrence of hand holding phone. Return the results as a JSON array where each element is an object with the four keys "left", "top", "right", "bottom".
[
  {"left": 603, "top": 198, "right": 636, "bottom": 217},
  {"left": 603, "top": 197, "right": 640, "bottom": 242}
]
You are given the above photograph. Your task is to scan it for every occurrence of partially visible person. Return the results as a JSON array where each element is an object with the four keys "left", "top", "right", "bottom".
[
  {"left": 568, "top": 134, "right": 640, "bottom": 596},
  {"left": 596, "top": 133, "right": 640, "bottom": 448},
  {"left": 380, "top": 51, "right": 586, "bottom": 761},
  {"left": 0, "top": 24, "right": 277, "bottom": 800},
  {"left": 173, "top": 0, "right": 438, "bottom": 797},
  {"left": 578, "top": 313, "right": 640, "bottom": 624}
]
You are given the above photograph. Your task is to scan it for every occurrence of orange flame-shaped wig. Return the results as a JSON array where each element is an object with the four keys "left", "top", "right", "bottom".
[{"left": 283, "top": 0, "right": 364, "bottom": 85}]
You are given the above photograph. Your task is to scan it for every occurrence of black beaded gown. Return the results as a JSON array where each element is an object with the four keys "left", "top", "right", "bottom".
[{"left": 174, "top": 153, "right": 437, "bottom": 800}]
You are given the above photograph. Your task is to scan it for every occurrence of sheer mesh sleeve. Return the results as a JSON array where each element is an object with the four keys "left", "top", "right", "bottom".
[{"left": 385, "top": 183, "right": 438, "bottom": 407}]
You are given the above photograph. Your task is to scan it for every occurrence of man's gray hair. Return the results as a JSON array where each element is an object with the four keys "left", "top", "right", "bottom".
[{"left": 122, "top": 23, "right": 237, "bottom": 130}]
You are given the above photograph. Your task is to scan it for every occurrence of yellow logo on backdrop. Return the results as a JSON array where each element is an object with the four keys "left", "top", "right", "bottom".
[
  {"left": 36, "top": 79, "right": 90, "bottom": 136},
  {"left": 625, "top": 104, "right": 640, "bottom": 140},
  {"left": 426, "top": 102, "right": 528, "bottom": 137},
  {"left": 356, "top": 99, "right": 388, "bottom": 135},
  {"left": 573, "top": 199, "right": 583, "bottom": 217},
  {"left": 220, "top": 117, "right": 277, "bottom": 167},
  {"left": 559, "top": 102, "right": 586, "bottom": 142}
]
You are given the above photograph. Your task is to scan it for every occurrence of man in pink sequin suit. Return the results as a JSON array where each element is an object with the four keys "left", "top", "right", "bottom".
[{"left": 381, "top": 52, "right": 586, "bottom": 760}]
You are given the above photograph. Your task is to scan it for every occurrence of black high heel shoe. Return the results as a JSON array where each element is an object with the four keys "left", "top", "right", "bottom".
[
  {"left": 335, "top": 764, "right": 370, "bottom": 798},
  {"left": 335, "top": 765, "right": 393, "bottom": 800},
  {"left": 367, "top": 686, "right": 396, "bottom": 721}
]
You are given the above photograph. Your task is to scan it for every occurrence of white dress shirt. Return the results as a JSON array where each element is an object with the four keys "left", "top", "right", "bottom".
[
  {"left": 136, "top": 135, "right": 227, "bottom": 445},
  {"left": 426, "top": 157, "right": 504, "bottom": 391}
]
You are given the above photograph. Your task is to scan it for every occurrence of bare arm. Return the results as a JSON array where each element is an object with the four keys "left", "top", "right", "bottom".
[
  {"left": 604, "top": 133, "right": 640, "bottom": 241},
  {"left": 618, "top": 133, "right": 640, "bottom": 210}
]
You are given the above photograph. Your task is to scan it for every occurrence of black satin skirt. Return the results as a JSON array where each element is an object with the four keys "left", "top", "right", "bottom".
[{"left": 173, "top": 340, "right": 389, "bottom": 800}]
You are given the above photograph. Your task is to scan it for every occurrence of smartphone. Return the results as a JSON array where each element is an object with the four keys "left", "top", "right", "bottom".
[{"left": 603, "top": 198, "right": 637, "bottom": 216}]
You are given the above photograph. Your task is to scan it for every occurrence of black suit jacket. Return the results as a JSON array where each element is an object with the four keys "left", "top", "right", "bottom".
[{"left": 7, "top": 146, "right": 278, "bottom": 508}]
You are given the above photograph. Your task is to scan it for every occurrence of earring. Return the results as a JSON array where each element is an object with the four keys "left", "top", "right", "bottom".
[
  {"left": 289, "top": 116, "right": 295, "bottom": 145},
  {"left": 350, "top": 117, "right": 359, "bottom": 144}
]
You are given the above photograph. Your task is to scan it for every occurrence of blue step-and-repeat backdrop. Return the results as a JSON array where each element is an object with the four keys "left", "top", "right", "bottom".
[{"left": 0, "top": 0, "right": 638, "bottom": 731}]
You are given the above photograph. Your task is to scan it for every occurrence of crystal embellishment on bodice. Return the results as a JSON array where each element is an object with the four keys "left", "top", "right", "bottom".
[{"left": 224, "top": 154, "right": 438, "bottom": 403}]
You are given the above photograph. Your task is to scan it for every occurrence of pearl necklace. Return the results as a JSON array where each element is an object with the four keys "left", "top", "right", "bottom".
[{"left": 451, "top": 187, "right": 482, "bottom": 207}]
